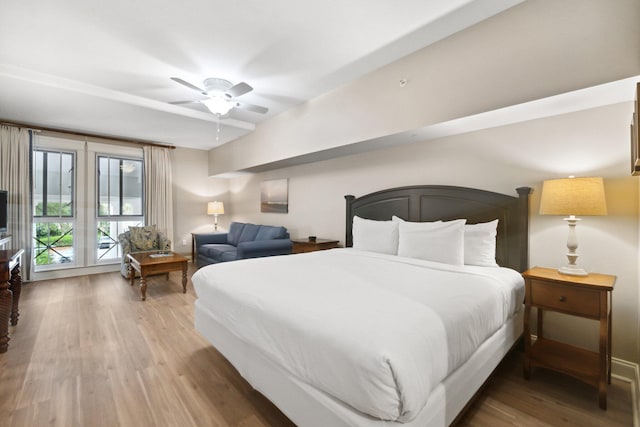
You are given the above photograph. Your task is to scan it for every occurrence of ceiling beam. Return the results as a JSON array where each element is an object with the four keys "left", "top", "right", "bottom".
[{"left": 0, "top": 64, "right": 256, "bottom": 132}]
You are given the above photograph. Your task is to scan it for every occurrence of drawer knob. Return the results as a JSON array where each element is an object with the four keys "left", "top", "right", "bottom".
[{"left": 559, "top": 296, "right": 566, "bottom": 302}]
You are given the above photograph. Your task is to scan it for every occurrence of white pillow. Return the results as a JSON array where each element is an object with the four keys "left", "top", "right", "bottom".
[
  {"left": 464, "top": 220, "right": 499, "bottom": 267},
  {"left": 392, "top": 215, "right": 442, "bottom": 223},
  {"left": 352, "top": 216, "right": 399, "bottom": 255},
  {"left": 397, "top": 219, "right": 466, "bottom": 265}
]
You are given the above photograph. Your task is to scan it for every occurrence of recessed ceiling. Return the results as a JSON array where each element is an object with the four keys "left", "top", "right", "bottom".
[{"left": 0, "top": 0, "right": 524, "bottom": 150}]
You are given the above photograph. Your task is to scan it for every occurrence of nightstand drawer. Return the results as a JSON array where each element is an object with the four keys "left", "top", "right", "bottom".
[{"left": 530, "top": 280, "right": 600, "bottom": 317}]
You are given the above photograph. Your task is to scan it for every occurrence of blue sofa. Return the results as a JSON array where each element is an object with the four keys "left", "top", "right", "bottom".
[{"left": 194, "top": 222, "right": 292, "bottom": 267}]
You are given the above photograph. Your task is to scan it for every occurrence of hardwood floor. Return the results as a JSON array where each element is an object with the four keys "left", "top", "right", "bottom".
[{"left": 0, "top": 267, "right": 634, "bottom": 427}]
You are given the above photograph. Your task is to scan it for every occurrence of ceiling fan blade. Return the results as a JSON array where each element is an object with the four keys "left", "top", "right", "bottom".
[
  {"left": 226, "top": 82, "right": 253, "bottom": 98},
  {"left": 169, "top": 100, "right": 199, "bottom": 105},
  {"left": 170, "top": 77, "right": 207, "bottom": 95},
  {"left": 234, "top": 102, "right": 268, "bottom": 114}
]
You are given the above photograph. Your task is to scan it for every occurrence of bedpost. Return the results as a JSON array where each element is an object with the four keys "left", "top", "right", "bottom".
[
  {"left": 516, "top": 187, "right": 532, "bottom": 272},
  {"left": 345, "top": 195, "right": 355, "bottom": 247}
]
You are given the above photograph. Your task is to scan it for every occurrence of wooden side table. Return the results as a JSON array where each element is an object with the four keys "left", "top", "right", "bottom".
[
  {"left": 127, "top": 251, "right": 188, "bottom": 301},
  {"left": 522, "top": 266, "right": 615, "bottom": 409},
  {"left": 291, "top": 238, "right": 339, "bottom": 254}
]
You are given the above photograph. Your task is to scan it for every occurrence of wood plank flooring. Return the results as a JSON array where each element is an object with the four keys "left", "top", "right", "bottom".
[{"left": 0, "top": 267, "right": 634, "bottom": 427}]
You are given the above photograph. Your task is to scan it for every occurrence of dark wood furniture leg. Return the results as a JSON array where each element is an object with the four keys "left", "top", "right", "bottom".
[
  {"left": 191, "top": 233, "right": 195, "bottom": 263},
  {"left": 140, "top": 276, "right": 147, "bottom": 301},
  {"left": 523, "top": 301, "right": 531, "bottom": 379},
  {"left": 598, "top": 292, "right": 609, "bottom": 410},
  {"left": 0, "top": 274, "right": 11, "bottom": 353},
  {"left": 182, "top": 265, "right": 187, "bottom": 294},
  {"left": 9, "top": 263, "right": 21, "bottom": 326}
]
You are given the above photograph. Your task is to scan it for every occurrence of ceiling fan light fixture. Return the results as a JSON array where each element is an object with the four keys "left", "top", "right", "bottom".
[
  {"left": 171, "top": 76, "right": 267, "bottom": 117},
  {"left": 202, "top": 97, "right": 234, "bottom": 116}
]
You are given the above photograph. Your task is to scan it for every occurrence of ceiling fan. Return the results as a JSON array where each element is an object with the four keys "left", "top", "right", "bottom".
[{"left": 170, "top": 77, "right": 269, "bottom": 117}]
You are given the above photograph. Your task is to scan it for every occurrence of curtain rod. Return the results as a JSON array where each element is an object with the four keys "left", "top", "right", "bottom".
[{"left": 0, "top": 119, "right": 176, "bottom": 150}]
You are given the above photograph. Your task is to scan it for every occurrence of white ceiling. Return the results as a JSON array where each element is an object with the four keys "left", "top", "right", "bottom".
[{"left": 0, "top": 0, "right": 524, "bottom": 150}]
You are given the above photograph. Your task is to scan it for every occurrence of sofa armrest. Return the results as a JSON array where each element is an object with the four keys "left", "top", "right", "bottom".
[
  {"left": 118, "top": 233, "right": 132, "bottom": 260},
  {"left": 237, "top": 239, "right": 292, "bottom": 259}
]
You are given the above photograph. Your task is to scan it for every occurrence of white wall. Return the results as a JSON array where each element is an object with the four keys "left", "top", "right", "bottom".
[
  {"left": 170, "top": 147, "right": 229, "bottom": 256},
  {"left": 209, "top": 0, "right": 640, "bottom": 175},
  {"left": 225, "top": 102, "right": 639, "bottom": 363}
]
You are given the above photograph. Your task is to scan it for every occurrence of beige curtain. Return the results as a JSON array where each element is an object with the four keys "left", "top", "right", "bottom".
[
  {"left": 0, "top": 126, "right": 32, "bottom": 280},
  {"left": 143, "top": 146, "right": 173, "bottom": 247}
]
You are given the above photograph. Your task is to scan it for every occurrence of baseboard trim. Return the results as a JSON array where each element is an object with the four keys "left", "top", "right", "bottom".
[{"left": 612, "top": 357, "right": 640, "bottom": 427}]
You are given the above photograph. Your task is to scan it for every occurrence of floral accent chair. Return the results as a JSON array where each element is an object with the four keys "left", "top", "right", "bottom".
[{"left": 118, "top": 225, "right": 171, "bottom": 278}]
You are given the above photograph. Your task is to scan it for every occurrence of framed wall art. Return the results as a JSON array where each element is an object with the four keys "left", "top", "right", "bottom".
[{"left": 260, "top": 179, "right": 288, "bottom": 213}]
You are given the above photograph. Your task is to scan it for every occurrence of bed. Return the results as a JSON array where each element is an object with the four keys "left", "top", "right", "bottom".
[{"left": 192, "top": 185, "right": 532, "bottom": 426}]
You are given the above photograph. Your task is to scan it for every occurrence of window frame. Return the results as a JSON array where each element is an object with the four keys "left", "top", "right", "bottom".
[
  {"left": 96, "top": 155, "right": 144, "bottom": 218},
  {"left": 32, "top": 148, "right": 77, "bottom": 271}
]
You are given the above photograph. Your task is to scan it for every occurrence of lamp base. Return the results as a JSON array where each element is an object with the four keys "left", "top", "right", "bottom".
[{"left": 558, "top": 265, "right": 588, "bottom": 276}]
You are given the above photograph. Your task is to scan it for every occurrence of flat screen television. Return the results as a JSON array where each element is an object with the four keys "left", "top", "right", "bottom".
[{"left": 0, "top": 190, "right": 7, "bottom": 233}]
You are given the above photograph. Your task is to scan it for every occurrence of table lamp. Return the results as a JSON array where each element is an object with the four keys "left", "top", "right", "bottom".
[
  {"left": 207, "top": 201, "right": 224, "bottom": 231},
  {"left": 539, "top": 176, "right": 607, "bottom": 276}
]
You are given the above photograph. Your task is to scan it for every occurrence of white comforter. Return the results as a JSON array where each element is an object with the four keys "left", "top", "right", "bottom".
[{"left": 191, "top": 248, "right": 524, "bottom": 422}]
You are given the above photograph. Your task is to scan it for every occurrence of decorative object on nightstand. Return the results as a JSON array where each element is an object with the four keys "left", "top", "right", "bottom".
[
  {"left": 207, "top": 201, "right": 224, "bottom": 231},
  {"left": 291, "top": 237, "right": 339, "bottom": 254},
  {"left": 522, "top": 266, "right": 615, "bottom": 410},
  {"left": 539, "top": 176, "right": 607, "bottom": 276}
]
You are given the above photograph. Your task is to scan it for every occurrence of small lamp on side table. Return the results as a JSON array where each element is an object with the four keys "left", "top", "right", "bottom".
[
  {"left": 207, "top": 201, "right": 224, "bottom": 231},
  {"left": 539, "top": 176, "right": 607, "bottom": 276}
]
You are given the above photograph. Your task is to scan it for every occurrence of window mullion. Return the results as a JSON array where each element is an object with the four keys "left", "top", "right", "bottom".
[
  {"left": 119, "top": 159, "right": 124, "bottom": 216},
  {"left": 58, "top": 152, "right": 62, "bottom": 218},
  {"left": 42, "top": 152, "right": 48, "bottom": 216}
]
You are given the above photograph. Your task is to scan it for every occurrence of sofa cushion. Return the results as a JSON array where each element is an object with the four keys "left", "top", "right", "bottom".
[
  {"left": 227, "top": 222, "right": 245, "bottom": 246},
  {"left": 255, "top": 225, "right": 286, "bottom": 241},
  {"left": 129, "top": 225, "right": 158, "bottom": 251},
  {"left": 220, "top": 250, "right": 238, "bottom": 262},
  {"left": 238, "top": 223, "right": 260, "bottom": 243},
  {"left": 199, "top": 243, "right": 237, "bottom": 260}
]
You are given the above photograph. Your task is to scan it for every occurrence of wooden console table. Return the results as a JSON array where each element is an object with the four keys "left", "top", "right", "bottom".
[{"left": 0, "top": 248, "right": 24, "bottom": 353}]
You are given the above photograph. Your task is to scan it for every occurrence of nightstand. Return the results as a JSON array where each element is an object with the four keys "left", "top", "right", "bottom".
[
  {"left": 291, "top": 238, "right": 339, "bottom": 254},
  {"left": 522, "top": 267, "right": 616, "bottom": 409}
]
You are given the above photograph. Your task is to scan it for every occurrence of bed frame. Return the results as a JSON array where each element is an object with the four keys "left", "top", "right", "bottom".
[{"left": 345, "top": 185, "right": 532, "bottom": 272}]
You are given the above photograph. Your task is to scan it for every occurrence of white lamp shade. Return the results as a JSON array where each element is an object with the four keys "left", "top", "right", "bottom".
[
  {"left": 202, "top": 98, "right": 234, "bottom": 116},
  {"left": 207, "top": 201, "right": 225, "bottom": 215},
  {"left": 539, "top": 177, "right": 607, "bottom": 216}
]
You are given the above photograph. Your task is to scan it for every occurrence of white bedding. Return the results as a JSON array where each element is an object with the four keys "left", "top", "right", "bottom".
[{"left": 191, "top": 248, "right": 524, "bottom": 423}]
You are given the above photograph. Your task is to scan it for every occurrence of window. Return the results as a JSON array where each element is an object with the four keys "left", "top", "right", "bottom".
[
  {"left": 32, "top": 150, "right": 75, "bottom": 267},
  {"left": 96, "top": 156, "right": 144, "bottom": 262},
  {"left": 31, "top": 136, "right": 144, "bottom": 278}
]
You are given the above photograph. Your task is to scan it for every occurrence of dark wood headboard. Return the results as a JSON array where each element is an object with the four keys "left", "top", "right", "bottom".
[{"left": 345, "top": 185, "right": 532, "bottom": 272}]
